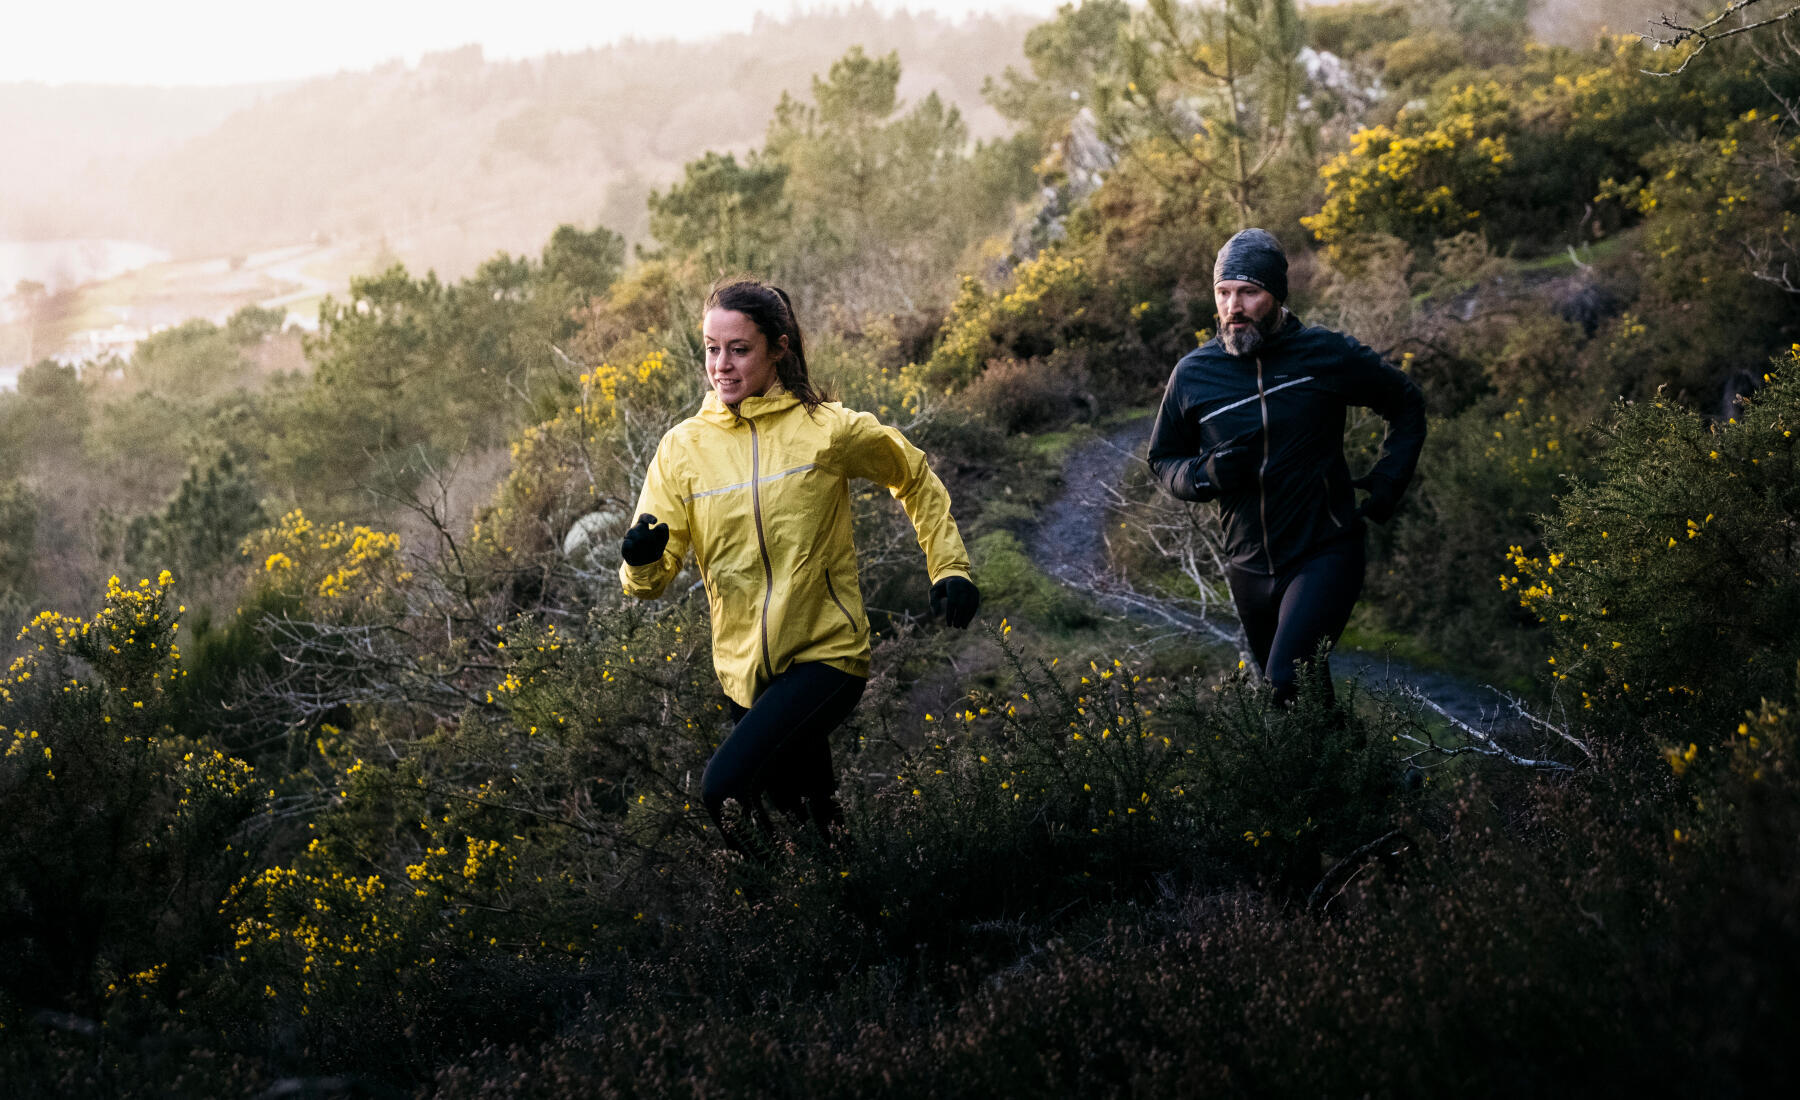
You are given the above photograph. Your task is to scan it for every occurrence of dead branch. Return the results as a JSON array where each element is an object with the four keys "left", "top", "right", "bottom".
[
  {"left": 1642, "top": 1, "right": 1800, "bottom": 76},
  {"left": 1308, "top": 828, "right": 1414, "bottom": 917},
  {"left": 1392, "top": 683, "right": 1577, "bottom": 773},
  {"left": 1488, "top": 686, "right": 1590, "bottom": 758}
]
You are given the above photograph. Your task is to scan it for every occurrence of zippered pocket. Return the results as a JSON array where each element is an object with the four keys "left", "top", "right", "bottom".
[
  {"left": 825, "top": 571, "right": 859, "bottom": 632},
  {"left": 1323, "top": 472, "right": 1346, "bottom": 528}
]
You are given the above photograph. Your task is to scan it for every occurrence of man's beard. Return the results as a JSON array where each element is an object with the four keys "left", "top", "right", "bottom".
[{"left": 1220, "top": 308, "right": 1281, "bottom": 357}]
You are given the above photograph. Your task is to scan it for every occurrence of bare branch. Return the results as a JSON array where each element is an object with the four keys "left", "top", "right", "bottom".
[
  {"left": 1391, "top": 683, "right": 1576, "bottom": 773},
  {"left": 1642, "top": 0, "right": 1800, "bottom": 75},
  {"left": 1487, "top": 686, "right": 1590, "bottom": 758}
]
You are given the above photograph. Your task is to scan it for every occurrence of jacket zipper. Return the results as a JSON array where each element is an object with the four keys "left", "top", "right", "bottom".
[
  {"left": 825, "top": 571, "right": 858, "bottom": 631},
  {"left": 747, "top": 420, "right": 776, "bottom": 681},
  {"left": 1254, "top": 356, "right": 1273, "bottom": 573}
]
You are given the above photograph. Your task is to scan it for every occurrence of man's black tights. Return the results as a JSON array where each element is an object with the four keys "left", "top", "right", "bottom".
[{"left": 1228, "top": 536, "right": 1365, "bottom": 707}]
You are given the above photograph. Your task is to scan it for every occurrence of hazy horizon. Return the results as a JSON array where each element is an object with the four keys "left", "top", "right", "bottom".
[{"left": 7, "top": 0, "right": 1076, "bottom": 88}]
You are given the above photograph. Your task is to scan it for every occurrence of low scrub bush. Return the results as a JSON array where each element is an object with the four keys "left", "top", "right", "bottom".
[
  {"left": 0, "top": 573, "right": 258, "bottom": 1015},
  {"left": 1505, "top": 355, "right": 1800, "bottom": 731},
  {"left": 1366, "top": 396, "right": 1591, "bottom": 675}
]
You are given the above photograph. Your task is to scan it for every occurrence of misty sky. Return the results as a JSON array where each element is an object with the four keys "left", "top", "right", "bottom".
[{"left": 7, "top": 1, "right": 1073, "bottom": 87}]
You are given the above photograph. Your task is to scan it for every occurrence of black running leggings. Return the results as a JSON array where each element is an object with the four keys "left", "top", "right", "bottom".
[
  {"left": 701, "top": 661, "right": 866, "bottom": 853},
  {"left": 1227, "top": 536, "right": 1365, "bottom": 706}
]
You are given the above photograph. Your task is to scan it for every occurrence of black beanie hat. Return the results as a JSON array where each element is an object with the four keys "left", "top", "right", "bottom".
[{"left": 1213, "top": 228, "right": 1288, "bottom": 303}]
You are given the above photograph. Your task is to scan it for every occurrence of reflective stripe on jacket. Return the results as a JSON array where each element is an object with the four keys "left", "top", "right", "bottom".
[
  {"left": 1147, "top": 312, "right": 1426, "bottom": 575},
  {"left": 621, "top": 386, "right": 971, "bottom": 707}
]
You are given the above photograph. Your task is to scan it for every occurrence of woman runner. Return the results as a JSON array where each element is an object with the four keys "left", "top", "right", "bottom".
[{"left": 620, "top": 277, "right": 980, "bottom": 853}]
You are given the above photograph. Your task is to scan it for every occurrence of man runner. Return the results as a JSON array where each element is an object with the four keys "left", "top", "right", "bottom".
[{"left": 1147, "top": 228, "right": 1426, "bottom": 705}]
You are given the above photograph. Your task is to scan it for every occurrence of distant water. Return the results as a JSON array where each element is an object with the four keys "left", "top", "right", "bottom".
[{"left": 0, "top": 238, "right": 170, "bottom": 295}]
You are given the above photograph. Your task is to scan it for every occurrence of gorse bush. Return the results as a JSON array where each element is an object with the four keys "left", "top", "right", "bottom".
[
  {"left": 0, "top": 573, "right": 258, "bottom": 1015},
  {"left": 1366, "top": 396, "right": 1592, "bottom": 674},
  {"left": 240, "top": 509, "right": 410, "bottom": 611},
  {"left": 1304, "top": 81, "right": 1516, "bottom": 259},
  {"left": 928, "top": 252, "right": 1112, "bottom": 388},
  {"left": 218, "top": 598, "right": 726, "bottom": 1071},
  {"left": 477, "top": 343, "right": 699, "bottom": 567},
  {"left": 1504, "top": 355, "right": 1800, "bottom": 729}
]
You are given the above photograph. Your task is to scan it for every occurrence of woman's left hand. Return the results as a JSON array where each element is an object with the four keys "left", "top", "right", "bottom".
[{"left": 930, "top": 576, "right": 981, "bottom": 629}]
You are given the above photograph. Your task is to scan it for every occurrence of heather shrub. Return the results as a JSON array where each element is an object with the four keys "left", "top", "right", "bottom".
[
  {"left": 958, "top": 352, "right": 1093, "bottom": 433},
  {"left": 429, "top": 652, "right": 1799, "bottom": 1099}
]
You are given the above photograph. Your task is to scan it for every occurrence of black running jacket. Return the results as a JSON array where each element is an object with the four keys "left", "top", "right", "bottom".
[{"left": 1147, "top": 312, "right": 1426, "bottom": 576}]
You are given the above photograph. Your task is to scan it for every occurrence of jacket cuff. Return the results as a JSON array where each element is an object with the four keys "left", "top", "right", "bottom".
[
  {"left": 619, "top": 556, "right": 669, "bottom": 596},
  {"left": 1183, "top": 457, "right": 1219, "bottom": 502},
  {"left": 928, "top": 566, "right": 972, "bottom": 586}
]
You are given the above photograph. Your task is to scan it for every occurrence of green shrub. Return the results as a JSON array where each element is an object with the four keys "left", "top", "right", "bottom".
[
  {"left": 0, "top": 573, "right": 258, "bottom": 1014},
  {"left": 1505, "top": 354, "right": 1800, "bottom": 730},
  {"left": 968, "top": 530, "right": 1096, "bottom": 632},
  {"left": 1365, "top": 396, "right": 1591, "bottom": 674}
]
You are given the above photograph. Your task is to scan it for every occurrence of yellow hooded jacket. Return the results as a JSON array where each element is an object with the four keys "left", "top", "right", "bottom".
[{"left": 620, "top": 387, "right": 971, "bottom": 708}]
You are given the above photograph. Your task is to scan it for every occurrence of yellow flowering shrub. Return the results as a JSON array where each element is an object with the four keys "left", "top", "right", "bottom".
[
  {"left": 239, "top": 509, "right": 410, "bottom": 611},
  {"left": 218, "top": 600, "right": 722, "bottom": 1046},
  {"left": 1504, "top": 356, "right": 1800, "bottom": 724},
  {"left": 925, "top": 251, "right": 1109, "bottom": 388},
  {"left": 476, "top": 343, "right": 700, "bottom": 566},
  {"left": 0, "top": 570, "right": 259, "bottom": 1011},
  {"left": 1303, "top": 82, "right": 1514, "bottom": 259}
]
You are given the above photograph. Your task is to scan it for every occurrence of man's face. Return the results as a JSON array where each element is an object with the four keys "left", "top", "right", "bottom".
[{"left": 1214, "top": 280, "right": 1279, "bottom": 356}]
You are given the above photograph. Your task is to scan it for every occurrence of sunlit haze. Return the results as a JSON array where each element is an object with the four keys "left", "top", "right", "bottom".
[{"left": 6, "top": 0, "right": 1075, "bottom": 86}]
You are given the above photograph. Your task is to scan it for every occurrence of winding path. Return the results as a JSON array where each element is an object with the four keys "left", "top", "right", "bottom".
[{"left": 1026, "top": 417, "right": 1522, "bottom": 731}]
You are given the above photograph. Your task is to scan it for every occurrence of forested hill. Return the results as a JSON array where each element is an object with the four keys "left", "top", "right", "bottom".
[{"left": 101, "top": 9, "right": 1030, "bottom": 269}]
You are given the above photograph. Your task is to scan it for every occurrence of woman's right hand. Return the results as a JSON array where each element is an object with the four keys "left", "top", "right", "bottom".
[{"left": 620, "top": 513, "right": 670, "bottom": 567}]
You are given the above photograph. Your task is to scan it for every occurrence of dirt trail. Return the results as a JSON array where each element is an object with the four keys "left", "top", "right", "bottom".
[{"left": 1027, "top": 418, "right": 1522, "bottom": 731}]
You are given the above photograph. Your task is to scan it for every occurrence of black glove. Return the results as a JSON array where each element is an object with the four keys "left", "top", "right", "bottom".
[
  {"left": 620, "top": 513, "right": 670, "bottom": 567},
  {"left": 930, "top": 576, "right": 981, "bottom": 629},
  {"left": 1352, "top": 475, "right": 1403, "bottom": 523},
  {"left": 1201, "top": 428, "right": 1263, "bottom": 494}
]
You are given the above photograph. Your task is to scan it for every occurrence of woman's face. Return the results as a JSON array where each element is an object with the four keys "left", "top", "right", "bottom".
[{"left": 704, "top": 308, "right": 786, "bottom": 407}]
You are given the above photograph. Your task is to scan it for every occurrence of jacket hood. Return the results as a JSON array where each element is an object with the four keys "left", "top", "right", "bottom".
[{"left": 699, "top": 384, "right": 800, "bottom": 426}]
